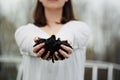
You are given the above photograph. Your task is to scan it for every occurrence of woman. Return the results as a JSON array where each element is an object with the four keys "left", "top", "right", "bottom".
[{"left": 15, "top": 0, "right": 90, "bottom": 80}]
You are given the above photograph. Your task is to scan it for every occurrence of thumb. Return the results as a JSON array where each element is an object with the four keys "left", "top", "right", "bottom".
[
  {"left": 34, "top": 37, "right": 40, "bottom": 42},
  {"left": 67, "top": 40, "right": 72, "bottom": 45}
]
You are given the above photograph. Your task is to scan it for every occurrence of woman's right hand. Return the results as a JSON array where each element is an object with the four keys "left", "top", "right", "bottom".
[{"left": 33, "top": 37, "right": 50, "bottom": 60}]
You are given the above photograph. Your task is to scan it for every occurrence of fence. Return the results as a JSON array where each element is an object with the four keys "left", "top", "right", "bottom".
[{"left": 0, "top": 56, "right": 120, "bottom": 80}]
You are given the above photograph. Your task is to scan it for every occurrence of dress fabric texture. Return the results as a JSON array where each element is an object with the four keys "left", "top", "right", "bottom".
[{"left": 15, "top": 21, "right": 90, "bottom": 80}]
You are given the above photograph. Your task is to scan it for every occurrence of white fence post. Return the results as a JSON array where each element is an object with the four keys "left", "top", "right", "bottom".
[
  {"left": 92, "top": 66, "right": 98, "bottom": 80},
  {"left": 107, "top": 64, "right": 113, "bottom": 80}
]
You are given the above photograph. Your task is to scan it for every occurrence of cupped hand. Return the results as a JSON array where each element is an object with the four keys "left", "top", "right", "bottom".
[
  {"left": 54, "top": 40, "right": 73, "bottom": 60},
  {"left": 33, "top": 37, "right": 51, "bottom": 60}
]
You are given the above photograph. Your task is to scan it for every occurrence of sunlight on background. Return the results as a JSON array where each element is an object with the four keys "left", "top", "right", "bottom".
[{"left": 0, "top": 0, "right": 120, "bottom": 80}]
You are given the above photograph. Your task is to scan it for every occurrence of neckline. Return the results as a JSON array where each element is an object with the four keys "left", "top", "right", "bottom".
[
  {"left": 39, "top": 24, "right": 65, "bottom": 37},
  {"left": 31, "top": 21, "right": 72, "bottom": 37}
]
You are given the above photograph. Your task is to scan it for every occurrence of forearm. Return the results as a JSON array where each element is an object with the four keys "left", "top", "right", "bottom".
[{"left": 15, "top": 26, "right": 36, "bottom": 56}]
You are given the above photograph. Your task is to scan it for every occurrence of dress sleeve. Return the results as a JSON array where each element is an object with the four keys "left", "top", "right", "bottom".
[
  {"left": 15, "top": 25, "right": 36, "bottom": 56},
  {"left": 73, "top": 21, "right": 91, "bottom": 49}
]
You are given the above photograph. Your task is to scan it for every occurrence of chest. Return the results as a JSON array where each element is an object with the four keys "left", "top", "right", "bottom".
[{"left": 40, "top": 24, "right": 63, "bottom": 36}]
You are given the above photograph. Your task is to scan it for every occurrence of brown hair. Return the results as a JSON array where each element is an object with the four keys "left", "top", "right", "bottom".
[{"left": 33, "top": 0, "right": 76, "bottom": 27}]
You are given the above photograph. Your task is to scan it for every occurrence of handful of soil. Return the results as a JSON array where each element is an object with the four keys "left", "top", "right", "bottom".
[{"left": 33, "top": 35, "right": 72, "bottom": 63}]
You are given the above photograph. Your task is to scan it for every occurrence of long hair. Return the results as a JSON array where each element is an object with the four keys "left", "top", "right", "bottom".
[{"left": 33, "top": 0, "right": 76, "bottom": 27}]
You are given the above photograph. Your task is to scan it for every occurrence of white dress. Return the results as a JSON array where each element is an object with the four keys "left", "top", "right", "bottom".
[{"left": 15, "top": 21, "right": 90, "bottom": 80}]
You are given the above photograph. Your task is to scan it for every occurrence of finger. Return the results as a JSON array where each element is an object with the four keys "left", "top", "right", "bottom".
[
  {"left": 55, "top": 52, "right": 61, "bottom": 60},
  {"left": 67, "top": 40, "right": 72, "bottom": 45},
  {"left": 42, "top": 51, "right": 50, "bottom": 60},
  {"left": 36, "top": 48, "right": 45, "bottom": 57},
  {"left": 33, "top": 43, "right": 45, "bottom": 53},
  {"left": 57, "top": 53, "right": 65, "bottom": 60},
  {"left": 41, "top": 50, "right": 48, "bottom": 58},
  {"left": 34, "top": 37, "right": 39, "bottom": 42},
  {"left": 47, "top": 58, "right": 51, "bottom": 61},
  {"left": 53, "top": 53, "right": 58, "bottom": 61},
  {"left": 59, "top": 49, "right": 69, "bottom": 58},
  {"left": 61, "top": 45, "right": 72, "bottom": 54},
  {"left": 53, "top": 55, "right": 56, "bottom": 60}
]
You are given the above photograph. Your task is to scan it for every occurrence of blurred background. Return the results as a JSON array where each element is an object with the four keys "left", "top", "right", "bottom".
[{"left": 0, "top": 0, "right": 120, "bottom": 80}]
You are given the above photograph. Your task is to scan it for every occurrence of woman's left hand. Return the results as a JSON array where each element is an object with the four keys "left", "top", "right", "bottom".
[
  {"left": 54, "top": 43, "right": 73, "bottom": 60},
  {"left": 59, "top": 44, "right": 73, "bottom": 58}
]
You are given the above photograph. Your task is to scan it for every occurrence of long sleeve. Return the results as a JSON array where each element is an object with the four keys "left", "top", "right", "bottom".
[
  {"left": 15, "top": 22, "right": 89, "bottom": 80},
  {"left": 73, "top": 21, "right": 91, "bottom": 49},
  {"left": 15, "top": 25, "right": 36, "bottom": 56}
]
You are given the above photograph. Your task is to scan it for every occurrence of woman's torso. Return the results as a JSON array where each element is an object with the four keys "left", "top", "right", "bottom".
[{"left": 16, "top": 21, "right": 90, "bottom": 80}]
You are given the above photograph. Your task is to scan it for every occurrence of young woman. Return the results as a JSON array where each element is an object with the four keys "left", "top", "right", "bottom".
[{"left": 15, "top": 0, "right": 91, "bottom": 80}]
